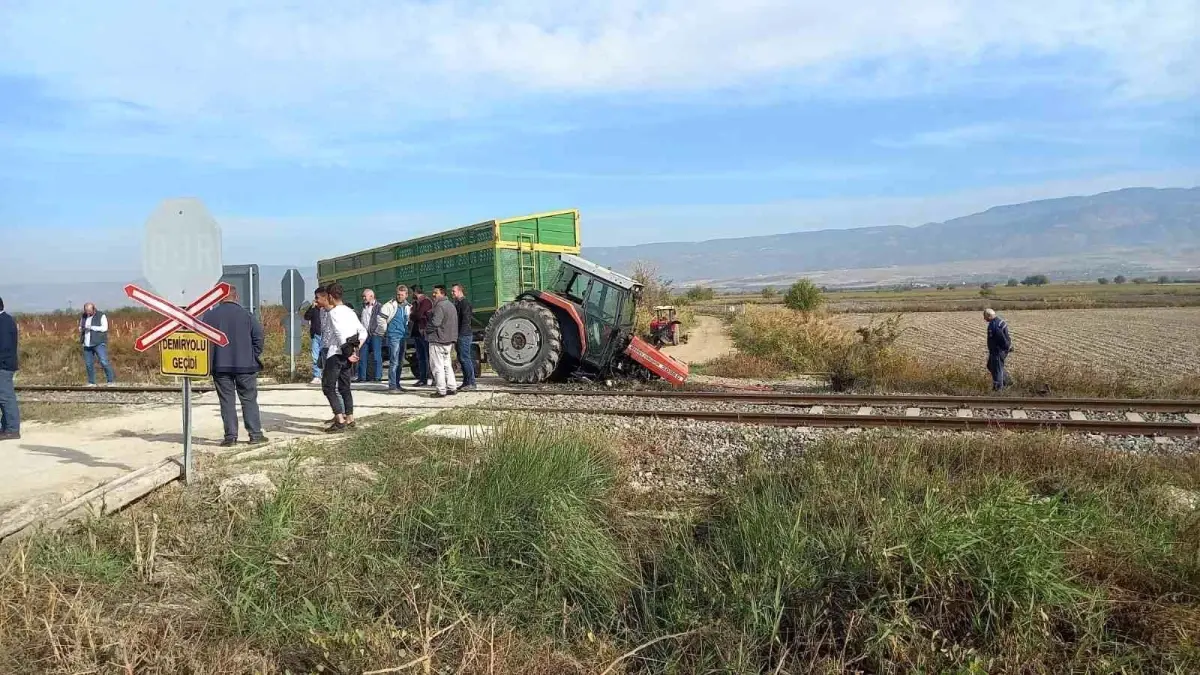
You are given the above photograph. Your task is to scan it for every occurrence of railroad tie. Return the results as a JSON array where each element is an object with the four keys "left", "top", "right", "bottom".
[
  {"left": 904, "top": 407, "right": 921, "bottom": 417},
  {"left": 856, "top": 406, "right": 873, "bottom": 416},
  {"left": 1068, "top": 411, "right": 1088, "bottom": 421},
  {"left": 1010, "top": 409, "right": 1028, "bottom": 419},
  {"left": 956, "top": 409, "right": 973, "bottom": 418},
  {"left": 1124, "top": 412, "right": 1145, "bottom": 423},
  {"left": 1186, "top": 413, "right": 1200, "bottom": 424}
]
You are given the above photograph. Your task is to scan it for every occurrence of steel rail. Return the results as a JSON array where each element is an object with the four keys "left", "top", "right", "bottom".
[
  {"left": 475, "top": 406, "right": 1200, "bottom": 436},
  {"left": 15, "top": 384, "right": 1200, "bottom": 413},
  {"left": 483, "top": 388, "right": 1200, "bottom": 413}
]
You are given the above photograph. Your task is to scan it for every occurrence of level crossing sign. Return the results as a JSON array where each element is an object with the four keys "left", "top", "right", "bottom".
[{"left": 126, "top": 282, "right": 231, "bottom": 352}]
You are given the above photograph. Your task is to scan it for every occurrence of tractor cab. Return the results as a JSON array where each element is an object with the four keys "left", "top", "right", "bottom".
[
  {"left": 547, "top": 255, "right": 642, "bottom": 371},
  {"left": 484, "top": 253, "right": 688, "bottom": 385}
]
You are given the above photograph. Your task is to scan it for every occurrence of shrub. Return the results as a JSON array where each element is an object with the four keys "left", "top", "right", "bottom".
[
  {"left": 1097, "top": 277, "right": 1110, "bottom": 284},
  {"left": 1021, "top": 274, "right": 1049, "bottom": 286},
  {"left": 760, "top": 286, "right": 778, "bottom": 300},
  {"left": 1006, "top": 278, "right": 1020, "bottom": 287},
  {"left": 1114, "top": 275, "right": 1127, "bottom": 284},
  {"left": 683, "top": 286, "right": 715, "bottom": 302},
  {"left": 782, "top": 279, "right": 824, "bottom": 312}
]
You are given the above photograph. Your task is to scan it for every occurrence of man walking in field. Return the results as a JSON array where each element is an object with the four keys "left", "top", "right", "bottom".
[
  {"left": 0, "top": 296, "right": 20, "bottom": 440},
  {"left": 451, "top": 283, "right": 477, "bottom": 391},
  {"left": 203, "top": 287, "right": 268, "bottom": 447},
  {"left": 984, "top": 308, "right": 1012, "bottom": 391},
  {"left": 425, "top": 285, "right": 459, "bottom": 397},
  {"left": 380, "top": 284, "right": 411, "bottom": 392},
  {"left": 79, "top": 303, "right": 116, "bottom": 385}
]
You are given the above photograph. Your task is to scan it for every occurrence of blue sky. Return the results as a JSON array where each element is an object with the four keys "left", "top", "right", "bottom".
[{"left": 1, "top": 0, "right": 1198, "bottom": 281}]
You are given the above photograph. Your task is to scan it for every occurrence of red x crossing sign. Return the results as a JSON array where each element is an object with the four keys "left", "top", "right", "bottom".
[{"left": 127, "top": 282, "right": 232, "bottom": 352}]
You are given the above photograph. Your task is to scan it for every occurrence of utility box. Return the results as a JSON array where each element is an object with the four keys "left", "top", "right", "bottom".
[{"left": 317, "top": 210, "right": 581, "bottom": 333}]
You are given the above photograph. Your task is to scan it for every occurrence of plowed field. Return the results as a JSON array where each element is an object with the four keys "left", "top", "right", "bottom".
[{"left": 837, "top": 307, "right": 1200, "bottom": 381}]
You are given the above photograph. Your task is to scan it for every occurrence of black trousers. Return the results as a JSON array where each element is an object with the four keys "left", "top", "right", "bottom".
[
  {"left": 321, "top": 354, "right": 354, "bottom": 415},
  {"left": 213, "top": 372, "right": 263, "bottom": 441}
]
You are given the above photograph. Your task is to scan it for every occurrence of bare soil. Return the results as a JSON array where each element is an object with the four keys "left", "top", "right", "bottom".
[{"left": 662, "top": 315, "right": 735, "bottom": 364}]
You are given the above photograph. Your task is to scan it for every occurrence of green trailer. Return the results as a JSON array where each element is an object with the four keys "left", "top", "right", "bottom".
[{"left": 316, "top": 209, "right": 581, "bottom": 333}]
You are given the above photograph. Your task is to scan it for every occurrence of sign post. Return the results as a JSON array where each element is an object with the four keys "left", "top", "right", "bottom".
[
  {"left": 140, "top": 198, "right": 225, "bottom": 485},
  {"left": 281, "top": 269, "right": 305, "bottom": 377}
]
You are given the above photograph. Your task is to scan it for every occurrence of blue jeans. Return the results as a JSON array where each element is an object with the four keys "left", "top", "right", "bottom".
[
  {"left": 387, "top": 334, "right": 407, "bottom": 389},
  {"left": 83, "top": 344, "right": 115, "bottom": 384},
  {"left": 987, "top": 350, "right": 1010, "bottom": 390},
  {"left": 413, "top": 335, "right": 429, "bottom": 383},
  {"left": 456, "top": 334, "right": 476, "bottom": 386},
  {"left": 358, "top": 335, "right": 384, "bottom": 381},
  {"left": 0, "top": 370, "right": 18, "bottom": 434},
  {"left": 310, "top": 334, "right": 323, "bottom": 378}
]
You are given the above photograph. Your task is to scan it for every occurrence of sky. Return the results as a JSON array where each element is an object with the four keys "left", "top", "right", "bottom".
[{"left": 1, "top": 0, "right": 1198, "bottom": 281}]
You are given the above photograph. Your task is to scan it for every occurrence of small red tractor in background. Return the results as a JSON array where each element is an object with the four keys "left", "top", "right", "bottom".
[
  {"left": 484, "top": 255, "right": 689, "bottom": 385},
  {"left": 648, "top": 305, "right": 686, "bottom": 347}
]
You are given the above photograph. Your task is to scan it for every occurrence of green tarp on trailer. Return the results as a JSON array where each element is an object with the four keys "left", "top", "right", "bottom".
[{"left": 316, "top": 210, "right": 581, "bottom": 332}]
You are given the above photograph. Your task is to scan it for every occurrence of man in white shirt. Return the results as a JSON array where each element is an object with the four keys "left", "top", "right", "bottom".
[
  {"left": 320, "top": 283, "right": 368, "bottom": 432},
  {"left": 79, "top": 303, "right": 116, "bottom": 385}
]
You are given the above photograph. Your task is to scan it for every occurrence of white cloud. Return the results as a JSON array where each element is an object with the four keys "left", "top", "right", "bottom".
[
  {"left": 875, "top": 123, "right": 1012, "bottom": 148},
  {"left": 0, "top": 1, "right": 1195, "bottom": 149}
]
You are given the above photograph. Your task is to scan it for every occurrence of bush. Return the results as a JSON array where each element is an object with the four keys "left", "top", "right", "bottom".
[
  {"left": 760, "top": 286, "right": 778, "bottom": 300},
  {"left": 1097, "top": 277, "right": 1110, "bottom": 285},
  {"left": 1159, "top": 275, "right": 1171, "bottom": 284},
  {"left": 1114, "top": 275, "right": 1127, "bottom": 284},
  {"left": 683, "top": 286, "right": 715, "bottom": 302},
  {"left": 1006, "top": 278, "right": 1020, "bottom": 287},
  {"left": 782, "top": 279, "right": 824, "bottom": 312},
  {"left": 1021, "top": 274, "right": 1049, "bottom": 286}
]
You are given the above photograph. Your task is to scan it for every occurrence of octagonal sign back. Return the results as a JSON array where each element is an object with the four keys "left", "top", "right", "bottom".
[{"left": 142, "top": 198, "right": 224, "bottom": 303}]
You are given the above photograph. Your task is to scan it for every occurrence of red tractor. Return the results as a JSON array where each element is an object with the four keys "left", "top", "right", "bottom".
[
  {"left": 485, "top": 255, "right": 689, "bottom": 385},
  {"left": 648, "top": 305, "right": 685, "bottom": 347}
]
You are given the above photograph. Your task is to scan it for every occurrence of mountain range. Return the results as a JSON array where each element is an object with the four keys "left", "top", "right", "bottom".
[
  {"left": 5, "top": 187, "right": 1198, "bottom": 312},
  {"left": 584, "top": 187, "right": 1200, "bottom": 287}
]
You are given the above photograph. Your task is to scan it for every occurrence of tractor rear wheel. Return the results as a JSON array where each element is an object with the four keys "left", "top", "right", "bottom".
[{"left": 485, "top": 300, "right": 563, "bottom": 384}]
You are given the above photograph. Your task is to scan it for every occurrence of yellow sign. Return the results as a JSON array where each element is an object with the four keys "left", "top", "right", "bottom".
[{"left": 160, "top": 330, "right": 210, "bottom": 377}]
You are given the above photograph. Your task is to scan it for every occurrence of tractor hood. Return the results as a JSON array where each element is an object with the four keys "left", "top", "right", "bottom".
[{"left": 625, "top": 336, "right": 689, "bottom": 386}]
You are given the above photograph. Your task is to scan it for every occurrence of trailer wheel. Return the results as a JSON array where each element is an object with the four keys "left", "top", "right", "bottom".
[{"left": 485, "top": 300, "right": 563, "bottom": 384}]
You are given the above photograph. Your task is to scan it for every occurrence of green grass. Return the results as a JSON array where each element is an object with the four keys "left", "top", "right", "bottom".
[{"left": 2, "top": 421, "right": 1198, "bottom": 673}]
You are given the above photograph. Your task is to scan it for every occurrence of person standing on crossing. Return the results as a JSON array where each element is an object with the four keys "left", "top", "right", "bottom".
[{"left": 203, "top": 287, "right": 268, "bottom": 447}]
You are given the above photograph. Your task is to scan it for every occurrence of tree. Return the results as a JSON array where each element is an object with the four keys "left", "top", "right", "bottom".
[
  {"left": 980, "top": 282, "right": 994, "bottom": 290},
  {"left": 1132, "top": 277, "right": 1148, "bottom": 284},
  {"left": 1097, "top": 277, "right": 1110, "bottom": 285},
  {"left": 1113, "top": 275, "right": 1127, "bottom": 284},
  {"left": 1006, "top": 278, "right": 1020, "bottom": 287},
  {"left": 761, "top": 286, "right": 778, "bottom": 300},
  {"left": 1158, "top": 275, "right": 1170, "bottom": 285},
  {"left": 783, "top": 279, "right": 824, "bottom": 312},
  {"left": 683, "top": 286, "right": 715, "bottom": 302},
  {"left": 1021, "top": 274, "right": 1049, "bottom": 286}
]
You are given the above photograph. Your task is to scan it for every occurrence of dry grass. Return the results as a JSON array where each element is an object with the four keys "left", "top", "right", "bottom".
[
  {"left": 14, "top": 306, "right": 308, "bottom": 385},
  {"left": 18, "top": 402, "right": 122, "bottom": 424},
  {"left": 1, "top": 420, "right": 1198, "bottom": 673},
  {"left": 836, "top": 308, "right": 1200, "bottom": 384},
  {"left": 715, "top": 305, "right": 1200, "bottom": 397}
]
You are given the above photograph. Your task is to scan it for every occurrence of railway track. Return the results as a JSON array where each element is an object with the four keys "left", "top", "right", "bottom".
[{"left": 17, "top": 384, "right": 1200, "bottom": 436}]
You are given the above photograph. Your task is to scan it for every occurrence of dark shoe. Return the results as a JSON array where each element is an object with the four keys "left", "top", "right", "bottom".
[
  {"left": 458, "top": 384, "right": 478, "bottom": 392},
  {"left": 0, "top": 431, "right": 20, "bottom": 441},
  {"left": 324, "top": 422, "right": 347, "bottom": 433},
  {"left": 430, "top": 391, "right": 448, "bottom": 398},
  {"left": 248, "top": 436, "right": 270, "bottom": 445},
  {"left": 446, "top": 389, "right": 458, "bottom": 396},
  {"left": 414, "top": 380, "right": 429, "bottom": 387},
  {"left": 219, "top": 439, "right": 237, "bottom": 448}
]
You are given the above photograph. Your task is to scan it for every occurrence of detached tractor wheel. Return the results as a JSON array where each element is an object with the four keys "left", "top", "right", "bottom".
[{"left": 485, "top": 300, "right": 564, "bottom": 384}]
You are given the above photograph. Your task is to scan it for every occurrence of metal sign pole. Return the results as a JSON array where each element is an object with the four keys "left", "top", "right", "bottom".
[
  {"left": 182, "top": 377, "right": 193, "bottom": 485},
  {"left": 288, "top": 273, "right": 296, "bottom": 376}
]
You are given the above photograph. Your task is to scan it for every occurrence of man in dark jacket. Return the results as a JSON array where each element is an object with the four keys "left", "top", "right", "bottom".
[
  {"left": 984, "top": 308, "right": 1012, "bottom": 391},
  {"left": 409, "top": 286, "right": 434, "bottom": 386},
  {"left": 451, "top": 283, "right": 477, "bottom": 391},
  {"left": 0, "top": 296, "right": 20, "bottom": 440},
  {"left": 203, "top": 288, "right": 268, "bottom": 446},
  {"left": 425, "top": 285, "right": 459, "bottom": 397}
]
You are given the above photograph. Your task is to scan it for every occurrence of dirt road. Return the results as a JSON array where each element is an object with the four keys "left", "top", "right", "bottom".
[{"left": 663, "top": 315, "right": 735, "bottom": 364}]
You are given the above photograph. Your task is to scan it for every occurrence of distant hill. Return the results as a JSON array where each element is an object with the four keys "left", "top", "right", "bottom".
[{"left": 583, "top": 187, "right": 1200, "bottom": 284}]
